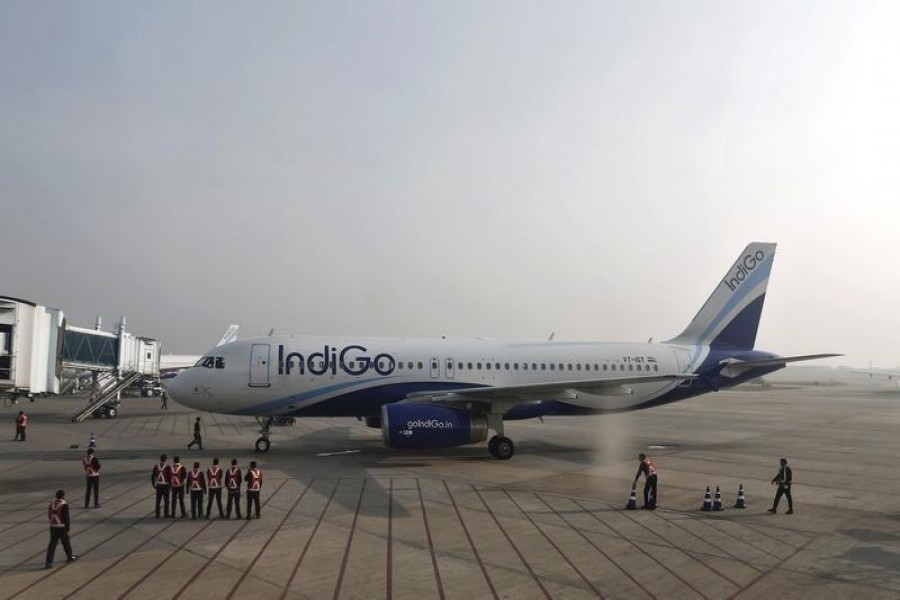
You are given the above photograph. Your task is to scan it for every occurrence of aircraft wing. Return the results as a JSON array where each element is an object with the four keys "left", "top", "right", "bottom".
[{"left": 404, "top": 373, "right": 687, "bottom": 406}]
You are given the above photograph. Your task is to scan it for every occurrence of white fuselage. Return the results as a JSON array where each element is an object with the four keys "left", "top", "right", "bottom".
[{"left": 167, "top": 335, "right": 710, "bottom": 417}]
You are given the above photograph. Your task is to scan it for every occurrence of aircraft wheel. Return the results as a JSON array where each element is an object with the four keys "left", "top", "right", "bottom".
[
  {"left": 489, "top": 435, "right": 515, "bottom": 460},
  {"left": 255, "top": 437, "right": 271, "bottom": 453}
]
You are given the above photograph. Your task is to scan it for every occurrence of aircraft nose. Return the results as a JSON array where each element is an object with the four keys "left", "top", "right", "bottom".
[{"left": 162, "top": 372, "right": 187, "bottom": 402}]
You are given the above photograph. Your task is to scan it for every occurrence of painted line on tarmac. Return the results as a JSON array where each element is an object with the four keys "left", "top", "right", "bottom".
[
  {"left": 505, "top": 490, "right": 606, "bottom": 598},
  {"left": 223, "top": 479, "right": 313, "bottom": 599},
  {"left": 536, "top": 494, "right": 656, "bottom": 599},
  {"left": 416, "top": 478, "right": 446, "bottom": 600},
  {"left": 280, "top": 478, "right": 341, "bottom": 600},
  {"left": 442, "top": 481, "right": 498, "bottom": 600},
  {"left": 332, "top": 478, "right": 368, "bottom": 600},
  {"left": 473, "top": 485, "right": 552, "bottom": 599}
]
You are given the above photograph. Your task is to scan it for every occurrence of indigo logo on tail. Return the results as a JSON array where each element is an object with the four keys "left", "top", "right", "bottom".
[{"left": 724, "top": 249, "right": 766, "bottom": 292}]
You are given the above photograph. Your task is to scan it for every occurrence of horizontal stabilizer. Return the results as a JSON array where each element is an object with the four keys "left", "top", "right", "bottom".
[{"left": 720, "top": 353, "right": 840, "bottom": 378}]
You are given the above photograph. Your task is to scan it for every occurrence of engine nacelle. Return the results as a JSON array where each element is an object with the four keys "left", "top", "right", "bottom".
[{"left": 381, "top": 403, "right": 488, "bottom": 449}]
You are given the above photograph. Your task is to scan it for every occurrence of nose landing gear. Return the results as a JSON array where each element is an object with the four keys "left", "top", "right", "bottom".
[{"left": 254, "top": 416, "right": 274, "bottom": 452}]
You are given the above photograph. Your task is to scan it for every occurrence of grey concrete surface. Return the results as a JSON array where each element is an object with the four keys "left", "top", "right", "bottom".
[{"left": 1, "top": 384, "right": 899, "bottom": 599}]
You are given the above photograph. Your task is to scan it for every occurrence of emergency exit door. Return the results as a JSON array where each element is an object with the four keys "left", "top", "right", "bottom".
[{"left": 249, "top": 344, "right": 271, "bottom": 387}]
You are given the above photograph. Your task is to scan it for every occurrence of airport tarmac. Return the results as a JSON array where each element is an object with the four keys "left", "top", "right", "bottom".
[{"left": 1, "top": 383, "right": 899, "bottom": 599}]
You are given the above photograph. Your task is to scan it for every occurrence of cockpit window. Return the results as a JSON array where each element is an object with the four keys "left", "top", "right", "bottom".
[
  {"left": 201, "top": 357, "right": 216, "bottom": 368},
  {"left": 215, "top": 357, "right": 225, "bottom": 369}
]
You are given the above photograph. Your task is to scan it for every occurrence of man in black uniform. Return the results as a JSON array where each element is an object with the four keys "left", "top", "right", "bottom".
[
  {"left": 187, "top": 416, "right": 203, "bottom": 450},
  {"left": 169, "top": 456, "right": 188, "bottom": 518},
  {"left": 245, "top": 460, "right": 262, "bottom": 519},
  {"left": 768, "top": 457, "right": 794, "bottom": 514},
  {"left": 46, "top": 489, "right": 77, "bottom": 568},
  {"left": 187, "top": 461, "right": 206, "bottom": 519},
  {"left": 82, "top": 448, "right": 101, "bottom": 509},
  {"left": 206, "top": 457, "right": 224, "bottom": 519},
  {"left": 225, "top": 458, "right": 242, "bottom": 519},
  {"left": 151, "top": 454, "right": 171, "bottom": 518},
  {"left": 632, "top": 453, "right": 658, "bottom": 509}
]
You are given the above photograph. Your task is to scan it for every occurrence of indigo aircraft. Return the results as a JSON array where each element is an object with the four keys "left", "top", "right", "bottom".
[{"left": 166, "top": 243, "right": 836, "bottom": 459}]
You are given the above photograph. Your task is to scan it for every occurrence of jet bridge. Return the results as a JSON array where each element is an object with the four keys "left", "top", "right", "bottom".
[
  {"left": 64, "top": 319, "right": 161, "bottom": 421},
  {"left": 2, "top": 296, "right": 161, "bottom": 416}
]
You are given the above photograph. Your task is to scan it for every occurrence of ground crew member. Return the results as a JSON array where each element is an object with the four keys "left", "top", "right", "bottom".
[
  {"left": 206, "top": 457, "right": 224, "bottom": 519},
  {"left": 82, "top": 448, "right": 101, "bottom": 509},
  {"left": 187, "top": 461, "right": 206, "bottom": 519},
  {"left": 46, "top": 490, "right": 77, "bottom": 569},
  {"left": 160, "top": 391, "right": 168, "bottom": 411},
  {"left": 245, "top": 460, "right": 262, "bottom": 519},
  {"left": 768, "top": 457, "right": 794, "bottom": 514},
  {"left": 151, "top": 454, "right": 171, "bottom": 518},
  {"left": 632, "top": 452, "right": 658, "bottom": 510},
  {"left": 169, "top": 456, "right": 188, "bottom": 518},
  {"left": 225, "top": 458, "right": 242, "bottom": 519},
  {"left": 187, "top": 416, "right": 203, "bottom": 450},
  {"left": 14, "top": 410, "right": 27, "bottom": 441}
]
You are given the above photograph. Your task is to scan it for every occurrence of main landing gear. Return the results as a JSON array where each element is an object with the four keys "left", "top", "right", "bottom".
[
  {"left": 486, "top": 414, "right": 515, "bottom": 460},
  {"left": 254, "top": 416, "right": 273, "bottom": 453},
  {"left": 488, "top": 435, "right": 515, "bottom": 460}
]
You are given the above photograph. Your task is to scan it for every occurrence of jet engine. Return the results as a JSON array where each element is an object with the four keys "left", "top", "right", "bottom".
[{"left": 381, "top": 403, "right": 488, "bottom": 449}]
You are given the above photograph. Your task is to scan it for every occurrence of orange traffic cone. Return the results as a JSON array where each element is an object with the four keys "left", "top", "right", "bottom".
[
  {"left": 701, "top": 486, "right": 712, "bottom": 511},
  {"left": 712, "top": 486, "right": 723, "bottom": 511},
  {"left": 626, "top": 486, "right": 637, "bottom": 510},
  {"left": 734, "top": 483, "right": 747, "bottom": 509}
]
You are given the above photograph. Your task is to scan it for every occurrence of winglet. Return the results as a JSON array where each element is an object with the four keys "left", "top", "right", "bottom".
[{"left": 666, "top": 243, "right": 776, "bottom": 349}]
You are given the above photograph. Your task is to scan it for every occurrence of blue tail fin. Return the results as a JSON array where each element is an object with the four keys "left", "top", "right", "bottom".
[{"left": 666, "top": 243, "right": 776, "bottom": 350}]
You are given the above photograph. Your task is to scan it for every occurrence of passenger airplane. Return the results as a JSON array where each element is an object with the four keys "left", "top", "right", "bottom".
[{"left": 165, "top": 243, "right": 837, "bottom": 459}]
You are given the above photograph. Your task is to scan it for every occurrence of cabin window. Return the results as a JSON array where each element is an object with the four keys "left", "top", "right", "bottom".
[
  {"left": 567, "top": 364, "right": 573, "bottom": 371},
  {"left": 504, "top": 362, "right": 510, "bottom": 370},
  {"left": 550, "top": 364, "right": 555, "bottom": 371},
  {"left": 417, "top": 362, "right": 423, "bottom": 370},
  {"left": 513, "top": 363, "right": 519, "bottom": 370},
  {"left": 458, "top": 362, "right": 463, "bottom": 370},
  {"left": 477, "top": 362, "right": 482, "bottom": 370},
  {"left": 486, "top": 363, "right": 491, "bottom": 370},
  {"left": 532, "top": 363, "right": 537, "bottom": 370},
  {"left": 468, "top": 362, "right": 473, "bottom": 369},
  {"left": 541, "top": 363, "right": 546, "bottom": 370},
  {"left": 653, "top": 364, "right": 659, "bottom": 372},
  {"left": 576, "top": 364, "right": 581, "bottom": 371}
]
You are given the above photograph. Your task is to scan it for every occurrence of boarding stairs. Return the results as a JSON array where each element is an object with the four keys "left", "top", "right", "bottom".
[{"left": 70, "top": 370, "right": 142, "bottom": 422}]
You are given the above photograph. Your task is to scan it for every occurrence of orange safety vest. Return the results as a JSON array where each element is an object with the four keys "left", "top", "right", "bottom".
[
  {"left": 155, "top": 463, "right": 169, "bottom": 486},
  {"left": 170, "top": 465, "right": 184, "bottom": 488},
  {"left": 247, "top": 468, "right": 262, "bottom": 491},
  {"left": 188, "top": 470, "right": 204, "bottom": 492},
  {"left": 207, "top": 466, "right": 222, "bottom": 489},
  {"left": 226, "top": 467, "right": 241, "bottom": 490},
  {"left": 83, "top": 456, "right": 99, "bottom": 477},
  {"left": 48, "top": 498, "right": 66, "bottom": 528}
]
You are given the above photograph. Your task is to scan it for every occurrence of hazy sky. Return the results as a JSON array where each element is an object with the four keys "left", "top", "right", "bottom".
[{"left": 2, "top": 1, "right": 899, "bottom": 366}]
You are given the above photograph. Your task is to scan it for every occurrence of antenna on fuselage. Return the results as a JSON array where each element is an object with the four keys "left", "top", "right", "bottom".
[
  {"left": 548, "top": 331, "right": 555, "bottom": 341},
  {"left": 267, "top": 328, "right": 275, "bottom": 336}
]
